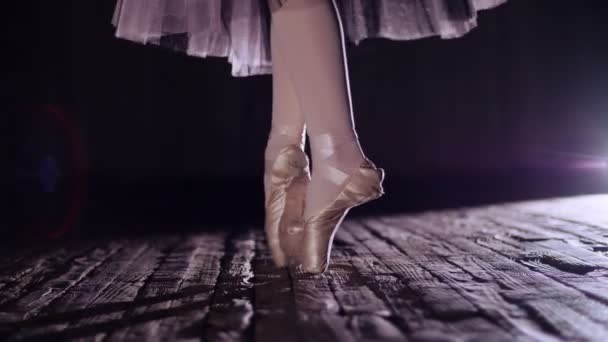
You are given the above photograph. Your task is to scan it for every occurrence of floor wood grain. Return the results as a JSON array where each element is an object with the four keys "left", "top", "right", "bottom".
[{"left": 1, "top": 194, "right": 608, "bottom": 341}]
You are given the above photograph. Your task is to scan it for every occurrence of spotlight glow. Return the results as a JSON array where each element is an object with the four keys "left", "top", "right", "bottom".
[
  {"left": 571, "top": 160, "right": 608, "bottom": 170},
  {"left": 521, "top": 145, "right": 608, "bottom": 170}
]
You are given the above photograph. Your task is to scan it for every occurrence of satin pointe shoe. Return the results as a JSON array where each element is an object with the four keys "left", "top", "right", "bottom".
[
  {"left": 297, "top": 158, "right": 385, "bottom": 274},
  {"left": 278, "top": 165, "right": 310, "bottom": 266},
  {"left": 264, "top": 145, "right": 311, "bottom": 267}
]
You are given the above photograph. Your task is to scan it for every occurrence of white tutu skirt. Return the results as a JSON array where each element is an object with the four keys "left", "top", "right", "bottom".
[{"left": 112, "top": 0, "right": 507, "bottom": 77}]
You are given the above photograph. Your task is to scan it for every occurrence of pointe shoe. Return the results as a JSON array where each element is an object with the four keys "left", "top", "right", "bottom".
[
  {"left": 278, "top": 166, "right": 310, "bottom": 266},
  {"left": 297, "top": 158, "right": 385, "bottom": 274},
  {"left": 264, "top": 145, "right": 311, "bottom": 267}
]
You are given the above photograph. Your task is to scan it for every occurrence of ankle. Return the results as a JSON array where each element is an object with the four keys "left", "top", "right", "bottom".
[
  {"left": 309, "top": 133, "right": 364, "bottom": 169},
  {"left": 265, "top": 131, "right": 306, "bottom": 176},
  {"left": 267, "top": 125, "right": 305, "bottom": 150},
  {"left": 270, "top": 124, "right": 305, "bottom": 140}
]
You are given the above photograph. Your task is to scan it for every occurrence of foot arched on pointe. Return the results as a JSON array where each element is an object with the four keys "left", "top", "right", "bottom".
[
  {"left": 264, "top": 145, "right": 311, "bottom": 267},
  {"left": 292, "top": 158, "right": 385, "bottom": 274}
]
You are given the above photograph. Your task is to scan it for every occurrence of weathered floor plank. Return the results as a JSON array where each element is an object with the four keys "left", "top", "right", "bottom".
[
  {"left": 202, "top": 231, "right": 255, "bottom": 342},
  {"left": 516, "top": 195, "right": 608, "bottom": 228},
  {"left": 252, "top": 232, "right": 299, "bottom": 342},
  {"left": 3, "top": 236, "right": 181, "bottom": 341},
  {"left": 359, "top": 219, "right": 540, "bottom": 341},
  {"left": 290, "top": 260, "right": 357, "bottom": 342},
  {"left": 0, "top": 239, "right": 120, "bottom": 325},
  {"left": 10, "top": 239, "right": 151, "bottom": 339},
  {"left": 0, "top": 241, "right": 97, "bottom": 311},
  {"left": 1, "top": 194, "right": 607, "bottom": 341},
  {"left": 104, "top": 233, "right": 224, "bottom": 342},
  {"left": 375, "top": 205, "right": 608, "bottom": 341}
]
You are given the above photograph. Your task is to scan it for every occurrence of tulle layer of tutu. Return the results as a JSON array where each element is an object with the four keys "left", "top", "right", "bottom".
[{"left": 112, "top": 0, "right": 507, "bottom": 77}]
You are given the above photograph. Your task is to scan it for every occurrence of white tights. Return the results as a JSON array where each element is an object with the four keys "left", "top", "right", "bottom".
[{"left": 265, "top": 0, "right": 366, "bottom": 219}]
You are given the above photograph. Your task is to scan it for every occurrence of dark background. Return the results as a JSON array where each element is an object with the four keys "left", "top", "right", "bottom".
[{"left": 6, "top": 0, "right": 608, "bottom": 238}]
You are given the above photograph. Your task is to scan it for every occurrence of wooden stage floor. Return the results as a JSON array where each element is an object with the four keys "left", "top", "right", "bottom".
[{"left": 1, "top": 194, "right": 608, "bottom": 341}]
